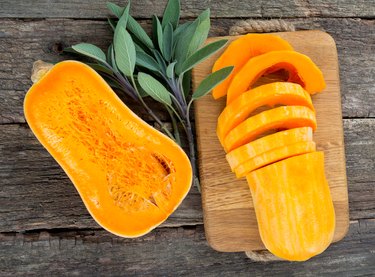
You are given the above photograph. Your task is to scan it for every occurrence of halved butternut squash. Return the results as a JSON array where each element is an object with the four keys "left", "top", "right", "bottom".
[
  {"left": 246, "top": 152, "right": 335, "bottom": 261},
  {"left": 227, "top": 50, "right": 326, "bottom": 104},
  {"left": 235, "top": 141, "right": 316, "bottom": 178},
  {"left": 217, "top": 82, "right": 313, "bottom": 145},
  {"left": 212, "top": 34, "right": 293, "bottom": 99},
  {"left": 24, "top": 61, "right": 192, "bottom": 238},
  {"left": 226, "top": 127, "right": 313, "bottom": 171},
  {"left": 223, "top": 106, "right": 316, "bottom": 152}
]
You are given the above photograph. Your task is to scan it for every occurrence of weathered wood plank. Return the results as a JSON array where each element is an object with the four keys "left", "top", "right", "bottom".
[
  {"left": 0, "top": 220, "right": 374, "bottom": 276},
  {"left": 0, "top": 119, "right": 373, "bottom": 232},
  {"left": 0, "top": 18, "right": 374, "bottom": 125},
  {"left": 0, "top": 0, "right": 374, "bottom": 19}
]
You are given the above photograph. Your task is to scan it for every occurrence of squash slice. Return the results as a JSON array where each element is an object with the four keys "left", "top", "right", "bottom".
[
  {"left": 235, "top": 141, "right": 316, "bottom": 178},
  {"left": 227, "top": 50, "right": 326, "bottom": 104},
  {"left": 24, "top": 61, "right": 192, "bottom": 238},
  {"left": 217, "top": 82, "right": 313, "bottom": 145},
  {"left": 226, "top": 127, "right": 313, "bottom": 171},
  {"left": 212, "top": 34, "right": 293, "bottom": 99},
  {"left": 223, "top": 106, "right": 316, "bottom": 152},
  {"left": 246, "top": 152, "right": 335, "bottom": 261}
]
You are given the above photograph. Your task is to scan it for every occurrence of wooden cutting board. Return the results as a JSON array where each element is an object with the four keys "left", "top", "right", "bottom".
[{"left": 192, "top": 30, "right": 349, "bottom": 252}]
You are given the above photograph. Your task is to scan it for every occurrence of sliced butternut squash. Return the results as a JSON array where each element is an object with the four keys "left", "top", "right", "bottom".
[
  {"left": 212, "top": 34, "right": 293, "bottom": 99},
  {"left": 246, "top": 152, "right": 335, "bottom": 261},
  {"left": 227, "top": 50, "right": 326, "bottom": 104},
  {"left": 24, "top": 61, "right": 192, "bottom": 238},
  {"left": 217, "top": 82, "right": 313, "bottom": 145},
  {"left": 235, "top": 141, "right": 316, "bottom": 178},
  {"left": 226, "top": 127, "right": 313, "bottom": 171},
  {"left": 223, "top": 106, "right": 316, "bottom": 152}
]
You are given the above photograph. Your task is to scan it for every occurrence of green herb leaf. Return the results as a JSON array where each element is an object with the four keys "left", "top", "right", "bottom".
[
  {"left": 192, "top": 66, "right": 234, "bottom": 100},
  {"left": 106, "top": 2, "right": 124, "bottom": 18},
  {"left": 107, "top": 18, "right": 117, "bottom": 31},
  {"left": 71, "top": 43, "right": 107, "bottom": 63},
  {"left": 136, "top": 51, "right": 161, "bottom": 72},
  {"left": 109, "top": 43, "right": 119, "bottom": 72},
  {"left": 155, "top": 17, "right": 163, "bottom": 52},
  {"left": 128, "top": 15, "right": 154, "bottom": 49},
  {"left": 114, "top": 5, "right": 136, "bottom": 76},
  {"left": 187, "top": 9, "right": 210, "bottom": 57},
  {"left": 162, "top": 0, "right": 180, "bottom": 29},
  {"left": 152, "top": 50, "right": 167, "bottom": 74},
  {"left": 134, "top": 76, "right": 149, "bottom": 97},
  {"left": 166, "top": 62, "right": 176, "bottom": 78},
  {"left": 162, "top": 23, "right": 174, "bottom": 61},
  {"left": 178, "top": 39, "right": 227, "bottom": 75},
  {"left": 86, "top": 63, "right": 114, "bottom": 76},
  {"left": 138, "top": 72, "right": 172, "bottom": 105},
  {"left": 182, "top": 70, "right": 192, "bottom": 97}
]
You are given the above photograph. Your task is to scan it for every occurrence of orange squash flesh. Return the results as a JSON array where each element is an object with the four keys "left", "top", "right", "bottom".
[
  {"left": 226, "top": 127, "right": 313, "bottom": 171},
  {"left": 211, "top": 34, "right": 293, "bottom": 99},
  {"left": 227, "top": 50, "right": 326, "bottom": 104},
  {"left": 247, "top": 152, "right": 335, "bottom": 261},
  {"left": 24, "top": 61, "right": 192, "bottom": 238},
  {"left": 223, "top": 106, "right": 317, "bottom": 152},
  {"left": 217, "top": 82, "right": 313, "bottom": 145},
  {"left": 235, "top": 141, "right": 316, "bottom": 178}
]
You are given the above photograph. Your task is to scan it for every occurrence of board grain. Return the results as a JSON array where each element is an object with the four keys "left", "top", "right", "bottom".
[{"left": 193, "top": 30, "right": 349, "bottom": 252}]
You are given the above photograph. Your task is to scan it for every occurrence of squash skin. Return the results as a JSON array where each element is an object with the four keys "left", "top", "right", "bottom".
[
  {"left": 234, "top": 141, "right": 316, "bottom": 178},
  {"left": 24, "top": 61, "right": 192, "bottom": 238},
  {"left": 226, "top": 127, "right": 313, "bottom": 171},
  {"left": 212, "top": 34, "right": 293, "bottom": 99},
  {"left": 227, "top": 50, "right": 326, "bottom": 104},
  {"left": 217, "top": 82, "right": 314, "bottom": 145},
  {"left": 223, "top": 106, "right": 317, "bottom": 152},
  {"left": 246, "top": 152, "right": 335, "bottom": 261}
]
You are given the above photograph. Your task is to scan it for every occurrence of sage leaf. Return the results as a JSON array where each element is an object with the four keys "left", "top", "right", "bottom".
[
  {"left": 187, "top": 9, "right": 210, "bottom": 57},
  {"left": 134, "top": 76, "right": 149, "bottom": 97},
  {"left": 155, "top": 17, "right": 163, "bottom": 52},
  {"left": 136, "top": 51, "right": 161, "bottom": 72},
  {"left": 128, "top": 15, "right": 154, "bottom": 49},
  {"left": 138, "top": 72, "right": 172, "bottom": 105},
  {"left": 192, "top": 66, "right": 233, "bottom": 100},
  {"left": 166, "top": 62, "right": 176, "bottom": 79},
  {"left": 162, "top": 23, "right": 174, "bottom": 61},
  {"left": 182, "top": 70, "right": 192, "bottom": 97},
  {"left": 134, "top": 42, "right": 146, "bottom": 53},
  {"left": 114, "top": 5, "right": 135, "bottom": 76},
  {"left": 109, "top": 43, "right": 119, "bottom": 72},
  {"left": 71, "top": 43, "right": 107, "bottom": 63},
  {"left": 178, "top": 39, "right": 227, "bottom": 75},
  {"left": 86, "top": 63, "right": 114, "bottom": 76},
  {"left": 152, "top": 49, "right": 167, "bottom": 74},
  {"left": 106, "top": 2, "right": 124, "bottom": 18},
  {"left": 162, "top": 0, "right": 180, "bottom": 29},
  {"left": 107, "top": 18, "right": 117, "bottom": 31}
]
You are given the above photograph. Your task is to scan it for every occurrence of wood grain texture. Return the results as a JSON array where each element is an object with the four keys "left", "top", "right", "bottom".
[
  {"left": 0, "top": 18, "right": 373, "bottom": 124},
  {"left": 0, "top": 220, "right": 374, "bottom": 276},
  {"left": 0, "top": 0, "right": 374, "bottom": 19},
  {"left": 193, "top": 31, "right": 349, "bottom": 252}
]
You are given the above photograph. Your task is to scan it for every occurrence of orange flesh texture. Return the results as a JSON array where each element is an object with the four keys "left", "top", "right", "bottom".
[
  {"left": 223, "top": 106, "right": 317, "bottom": 152},
  {"left": 227, "top": 50, "right": 326, "bottom": 104},
  {"left": 246, "top": 152, "right": 336, "bottom": 261},
  {"left": 217, "top": 82, "right": 314, "bottom": 145},
  {"left": 211, "top": 34, "right": 293, "bottom": 99},
  {"left": 226, "top": 127, "right": 313, "bottom": 171},
  {"left": 235, "top": 141, "right": 316, "bottom": 178},
  {"left": 23, "top": 61, "right": 192, "bottom": 238}
]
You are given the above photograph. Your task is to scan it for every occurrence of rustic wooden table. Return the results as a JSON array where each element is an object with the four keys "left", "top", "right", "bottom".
[{"left": 0, "top": 1, "right": 374, "bottom": 276}]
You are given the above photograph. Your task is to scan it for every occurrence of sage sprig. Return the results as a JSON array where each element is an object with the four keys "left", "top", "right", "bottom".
[{"left": 67, "top": 0, "right": 233, "bottom": 191}]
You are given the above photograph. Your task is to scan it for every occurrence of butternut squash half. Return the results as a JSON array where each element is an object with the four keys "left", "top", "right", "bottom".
[
  {"left": 217, "top": 82, "right": 313, "bottom": 145},
  {"left": 24, "top": 61, "right": 192, "bottom": 238},
  {"left": 212, "top": 34, "right": 293, "bottom": 99},
  {"left": 247, "top": 152, "right": 335, "bottom": 261},
  {"left": 226, "top": 127, "right": 313, "bottom": 171},
  {"left": 227, "top": 50, "right": 326, "bottom": 104},
  {"left": 234, "top": 141, "right": 316, "bottom": 178},
  {"left": 223, "top": 106, "right": 317, "bottom": 152}
]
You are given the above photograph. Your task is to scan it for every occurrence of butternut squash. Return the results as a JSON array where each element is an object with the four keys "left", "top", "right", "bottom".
[
  {"left": 247, "top": 152, "right": 335, "bottom": 261},
  {"left": 223, "top": 106, "right": 317, "bottom": 152},
  {"left": 227, "top": 50, "right": 326, "bottom": 104},
  {"left": 24, "top": 61, "right": 192, "bottom": 238},
  {"left": 212, "top": 34, "right": 293, "bottom": 99},
  {"left": 226, "top": 127, "right": 313, "bottom": 171},
  {"left": 217, "top": 82, "right": 313, "bottom": 145},
  {"left": 234, "top": 141, "right": 316, "bottom": 178}
]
